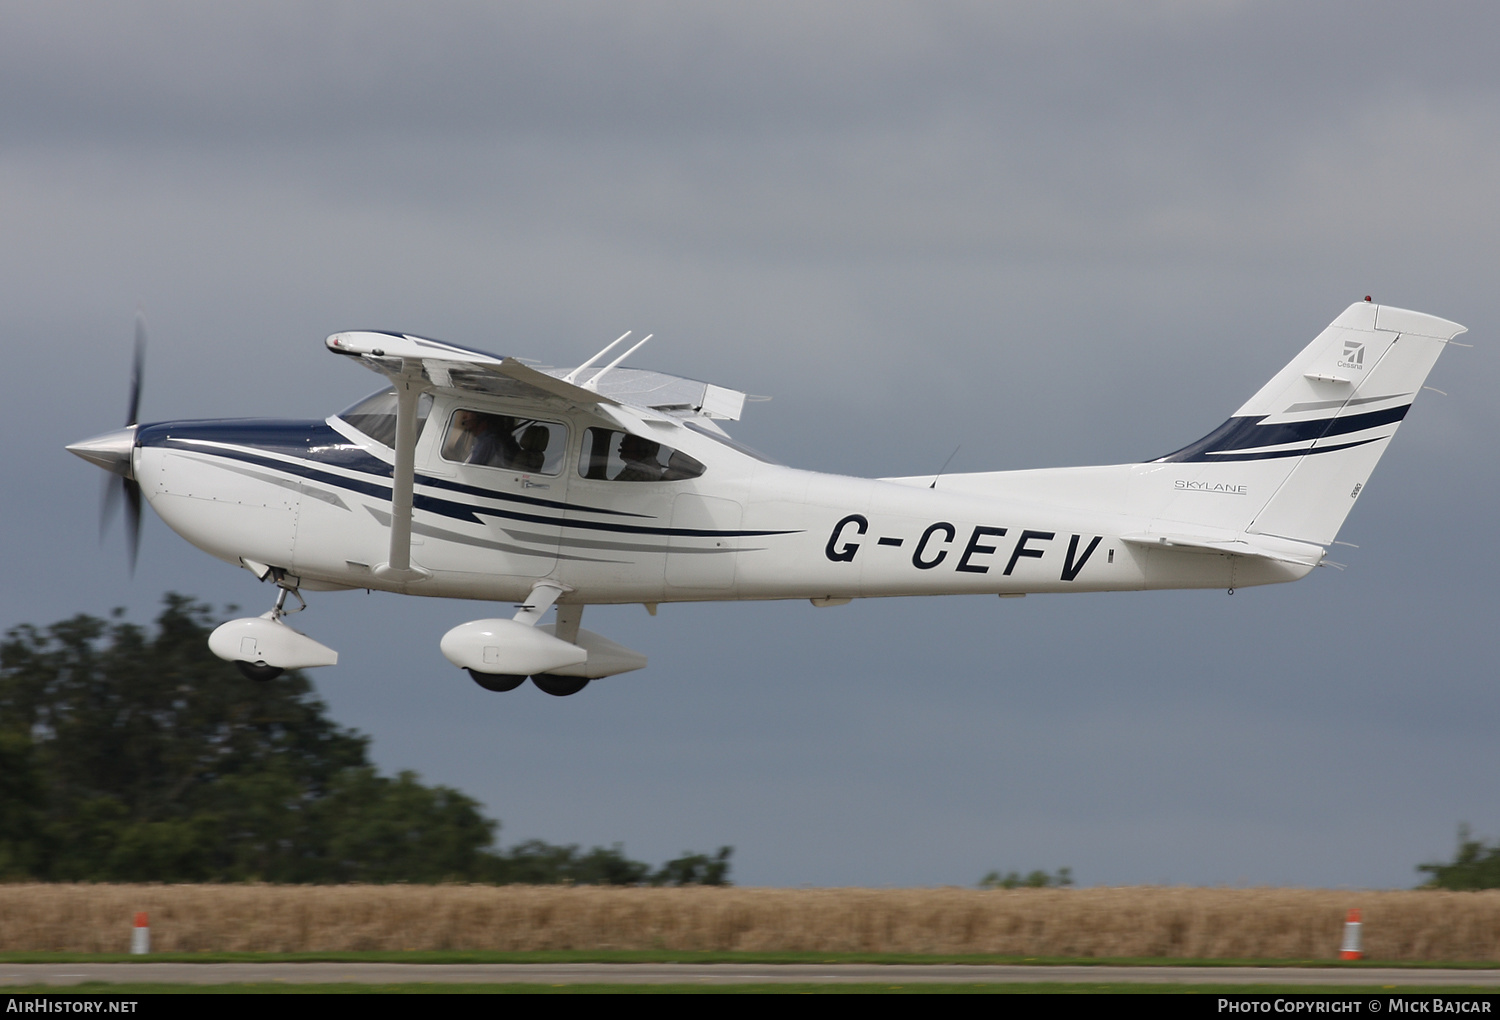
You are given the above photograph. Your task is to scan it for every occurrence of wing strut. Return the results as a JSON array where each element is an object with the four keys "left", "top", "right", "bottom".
[
  {"left": 586, "top": 334, "right": 652, "bottom": 390},
  {"left": 563, "top": 332, "right": 631, "bottom": 385},
  {"left": 375, "top": 363, "right": 430, "bottom": 582}
]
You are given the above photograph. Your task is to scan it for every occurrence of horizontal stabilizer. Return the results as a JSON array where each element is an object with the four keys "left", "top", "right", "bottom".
[{"left": 1120, "top": 532, "right": 1325, "bottom": 567}]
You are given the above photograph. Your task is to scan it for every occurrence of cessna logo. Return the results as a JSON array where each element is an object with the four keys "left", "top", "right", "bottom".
[{"left": 1337, "top": 340, "right": 1366, "bottom": 370}]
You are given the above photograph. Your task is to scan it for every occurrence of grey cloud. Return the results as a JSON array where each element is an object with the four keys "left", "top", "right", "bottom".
[{"left": 4, "top": 2, "right": 1498, "bottom": 146}]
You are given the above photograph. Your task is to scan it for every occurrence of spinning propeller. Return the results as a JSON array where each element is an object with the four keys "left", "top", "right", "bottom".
[{"left": 69, "top": 313, "right": 147, "bottom": 571}]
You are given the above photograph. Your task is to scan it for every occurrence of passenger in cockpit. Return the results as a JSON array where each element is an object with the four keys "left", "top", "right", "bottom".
[{"left": 513, "top": 424, "right": 550, "bottom": 473}]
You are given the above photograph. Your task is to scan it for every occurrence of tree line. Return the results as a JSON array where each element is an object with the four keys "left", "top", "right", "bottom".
[
  {"left": 4, "top": 594, "right": 1492, "bottom": 890},
  {"left": 1418, "top": 826, "right": 1500, "bottom": 891},
  {"left": 0, "top": 595, "right": 729, "bottom": 885}
]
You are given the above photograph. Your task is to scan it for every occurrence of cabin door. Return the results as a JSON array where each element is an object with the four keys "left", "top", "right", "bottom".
[{"left": 413, "top": 402, "right": 570, "bottom": 579}]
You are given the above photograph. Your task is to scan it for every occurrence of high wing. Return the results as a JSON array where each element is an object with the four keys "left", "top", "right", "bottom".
[{"left": 325, "top": 330, "right": 746, "bottom": 424}]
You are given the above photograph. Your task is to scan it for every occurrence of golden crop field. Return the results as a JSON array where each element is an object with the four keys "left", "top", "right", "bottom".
[{"left": 2, "top": 885, "right": 1496, "bottom": 960}]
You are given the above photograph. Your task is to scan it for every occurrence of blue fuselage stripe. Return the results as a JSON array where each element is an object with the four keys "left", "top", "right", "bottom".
[
  {"left": 138, "top": 419, "right": 650, "bottom": 517},
  {"left": 139, "top": 420, "right": 796, "bottom": 540}
]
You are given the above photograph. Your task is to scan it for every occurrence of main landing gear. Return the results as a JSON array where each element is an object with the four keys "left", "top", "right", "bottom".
[
  {"left": 532, "top": 674, "right": 590, "bottom": 697},
  {"left": 441, "top": 585, "right": 646, "bottom": 697},
  {"left": 467, "top": 670, "right": 590, "bottom": 696}
]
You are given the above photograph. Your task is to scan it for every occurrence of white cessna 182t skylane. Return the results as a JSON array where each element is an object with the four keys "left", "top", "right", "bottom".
[{"left": 69, "top": 299, "right": 1465, "bottom": 696}]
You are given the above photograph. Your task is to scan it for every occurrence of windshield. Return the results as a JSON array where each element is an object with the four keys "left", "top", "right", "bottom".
[{"left": 337, "top": 388, "right": 434, "bottom": 448}]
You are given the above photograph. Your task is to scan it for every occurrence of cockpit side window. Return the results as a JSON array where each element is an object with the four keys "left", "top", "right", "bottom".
[
  {"left": 337, "top": 388, "right": 433, "bottom": 448},
  {"left": 441, "top": 409, "right": 567, "bottom": 475},
  {"left": 578, "top": 428, "right": 706, "bottom": 482}
]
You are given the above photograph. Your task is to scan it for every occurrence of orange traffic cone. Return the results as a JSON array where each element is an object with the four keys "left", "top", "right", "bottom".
[
  {"left": 1339, "top": 908, "right": 1362, "bottom": 960},
  {"left": 131, "top": 912, "right": 150, "bottom": 955}
]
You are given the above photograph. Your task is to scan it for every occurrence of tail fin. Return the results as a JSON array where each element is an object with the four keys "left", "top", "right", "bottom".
[{"left": 1153, "top": 301, "right": 1466, "bottom": 545}]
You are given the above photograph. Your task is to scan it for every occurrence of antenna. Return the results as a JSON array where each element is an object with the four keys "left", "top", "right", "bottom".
[
  {"left": 587, "top": 333, "right": 652, "bottom": 390},
  {"left": 563, "top": 332, "right": 631, "bottom": 385},
  {"left": 930, "top": 445, "right": 960, "bottom": 489}
]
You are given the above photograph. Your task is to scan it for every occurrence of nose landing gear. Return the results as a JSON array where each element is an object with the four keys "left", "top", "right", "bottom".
[
  {"left": 208, "top": 572, "right": 339, "bottom": 681},
  {"left": 237, "top": 661, "right": 285, "bottom": 682},
  {"left": 234, "top": 584, "right": 303, "bottom": 681}
]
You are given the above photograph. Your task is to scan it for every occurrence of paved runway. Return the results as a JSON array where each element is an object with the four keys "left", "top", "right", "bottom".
[{"left": 0, "top": 963, "right": 1497, "bottom": 986}]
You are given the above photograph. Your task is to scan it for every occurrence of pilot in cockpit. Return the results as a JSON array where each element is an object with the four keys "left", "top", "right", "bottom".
[
  {"left": 446, "top": 410, "right": 518, "bottom": 469},
  {"left": 615, "top": 434, "right": 664, "bottom": 482}
]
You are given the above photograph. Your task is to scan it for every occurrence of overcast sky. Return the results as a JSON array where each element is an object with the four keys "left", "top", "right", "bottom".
[{"left": 5, "top": 1, "right": 1499, "bottom": 888}]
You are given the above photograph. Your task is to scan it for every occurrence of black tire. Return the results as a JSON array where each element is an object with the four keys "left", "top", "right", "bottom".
[
  {"left": 235, "top": 661, "right": 284, "bottom": 682},
  {"left": 467, "top": 669, "right": 528, "bottom": 692},
  {"left": 531, "top": 673, "right": 590, "bottom": 697}
]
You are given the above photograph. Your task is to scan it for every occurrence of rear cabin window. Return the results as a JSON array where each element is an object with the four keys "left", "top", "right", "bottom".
[
  {"left": 441, "top": 410, "right": 567, "bottom": 475},
  {"left": 337, "top": 388, "right": 433, "bottom": 448},
  {"left": 578, "top": 428, "right": 705, "bottom": 482}
]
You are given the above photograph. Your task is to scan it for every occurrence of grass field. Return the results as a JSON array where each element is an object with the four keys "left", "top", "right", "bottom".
[{"left": 1, "top": 885, "right": 1496, "bottom": 961}]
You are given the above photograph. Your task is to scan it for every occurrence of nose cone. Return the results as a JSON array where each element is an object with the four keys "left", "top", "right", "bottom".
[{"left": 67, "top": 425, "right": 138, "bottom": 479}]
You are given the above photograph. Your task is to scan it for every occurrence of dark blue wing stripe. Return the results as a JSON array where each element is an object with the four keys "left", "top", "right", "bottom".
[{"left": 1155, "top": 403, "right": 1410, "bottom": 463}]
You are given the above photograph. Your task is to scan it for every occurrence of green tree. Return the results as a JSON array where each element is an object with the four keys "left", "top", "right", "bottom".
[
  {"left": 0, "top": 595, "right": 495, "bottom": 882},
  {"left": 651, "top": 846, "right": 734, "bottom": 886},
  {"left": 0, "top": 729, "right": 46, "bottom": 879},
  {"left": 318, "top": 768, "right": 498, "bottom": 883},
  {"left": 978, "top": 867, "right": 1074, "bottom": 890},
  {"left": 1418, "top": 826, "right": 1500, "bottom": 890},
  {"left": 0, "top": 595, "right": 735, "bottom": 886},
  {"left": 488, "top": 840, "right": 655, "bottom": 885}
]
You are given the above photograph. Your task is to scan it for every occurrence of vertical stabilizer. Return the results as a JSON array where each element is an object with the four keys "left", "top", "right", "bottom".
[{"left": 1155, "top": 301, "right": 1466, "bottom": 545}]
